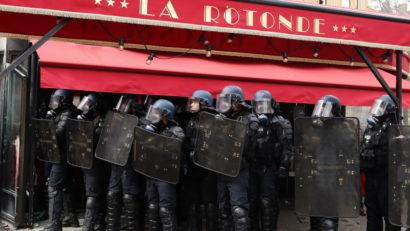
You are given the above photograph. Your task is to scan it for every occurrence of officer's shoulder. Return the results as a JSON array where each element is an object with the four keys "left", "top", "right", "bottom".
[{"left": 169, "top": 126, "right": 185, "bottom": 139}]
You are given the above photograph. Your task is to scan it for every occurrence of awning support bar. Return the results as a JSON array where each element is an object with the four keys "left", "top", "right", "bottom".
[
  {"left": 354, "top": 46, "right": 400, "bottom": 106},
  {"left": 396, "top": 50, "right": 403, "bottom": 124},
  {"left": 0, "top": 18, "right": 71, "bottom": 80}
]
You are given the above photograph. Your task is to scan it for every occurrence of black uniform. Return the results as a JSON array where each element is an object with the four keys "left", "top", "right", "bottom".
[
  {"left": 81, "top": 115, "right": 110, "bottom": 231},
  {"left": 145, "top": 124, "right": 185, "bottom": 231},
  {"left": 361, "top": 122, "right": 401, "bottom": 231},
  {"left": 184, "top": 112, "right": 218, "bottom": 231},
  {"left": 46, "top": 106, "right": 77, "bottom": 231},
  {"left": 249, "top": 115, "right": 292, "bottom": 231},
  {"left": 217, "top": 110, "right": 257, "bottom": 231}
]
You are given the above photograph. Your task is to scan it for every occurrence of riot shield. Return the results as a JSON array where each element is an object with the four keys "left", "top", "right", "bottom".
[
  {"left": 32, "top": 118, "right": 61, "bottom": 163},
  {"left": 67, "top": 119, "right": 94, "bottom": 169},
  {"left": 132, "top": 126, "right": 182, "bottom": 184},
  {"left": 294, "top": 117, "right": 360, "bottom": 218},
  {"left": 388, "top": 125, "right": 410, "bottom": 228},
  {"left": 193, "top": 112, "right": 247, "bottom": 177},
  {"left": 95, "top": 111, "right": 139, "bottom": 166}
]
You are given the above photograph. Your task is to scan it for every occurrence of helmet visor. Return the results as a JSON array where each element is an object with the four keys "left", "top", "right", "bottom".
[
  {"left": 186, "top": 98, "right": 201, "bottom": 113},
  {"left": 77, "top": 96, "right": 94, "bottom": 113},
  {"left": 254, "top": 99, "right": 274, "bottom": 114},
  {"left": 312, "top": 100, "right": 333, "bottom": 117},
  {"left": 216, "top": 94, "right": 232, "bottom": 113},
  {"left": 115, "top": 96, "right": 135, "bottom": 113},
  {"left": 49, "top": 95, "right": 63, "bottom": 110},
  {"left": 145, "top": 105, "right": 163, "bottom": 124},
  {"left": 369, "top": 99, "right": 388, "bottom": 117}
]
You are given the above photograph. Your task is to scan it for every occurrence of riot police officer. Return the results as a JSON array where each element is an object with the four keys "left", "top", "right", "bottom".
[
  {"left": 249, "top": 90, "right": 292, "bottom": 231},
  {"left": 143, "top": 99, "right": 185, "bottom": 231},
  {"left": 360, "top": 95, "right": 401, "bottom": 231},
  {"left": 184, "top": 90, "right": 217, "bottom": 231},
  {"left": 43, "top": 89, "right": 78, "bottom": 231},
  {"left": 215, "top": 85, "right": 258, "bottom": 231},
  {"left": 76, "top": 93, "right": 110, "bottom": 231},
  {"left": 106, "top": 95, "right": 145, "bottom": 231},
  {"left": 309, "top": 95, "right": 341, "bottom": 231}
]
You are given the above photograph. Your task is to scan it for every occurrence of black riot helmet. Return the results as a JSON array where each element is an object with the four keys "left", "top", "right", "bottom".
[
  {"left": 187, "top": 90, "right": 213, "bottom": 113},
  {"left": 77, "top": 93, "right": 103, "bottom": 120},
  {"left": 252, "top": 90, "right": 277, "bottom": 114},
  {"left": 145, "top": 99, "right": 176, "bottom": 124},
  {"left": 216, "top": 85, "right": 247, "bottom": 114},
  {"left": 312, "top": 95, "right": 341, "bottom": 117},
  {"left": 115, "top": 94, "right": 139, "bottom": 114},
  {"left": 48, "top": 89, "right": 73, "bottom": 110},
  {"left": 367, "top": 95, "right": 396, "bottom": 126}
]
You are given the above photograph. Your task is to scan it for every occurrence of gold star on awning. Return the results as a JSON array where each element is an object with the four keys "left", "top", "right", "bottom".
[
  {"left": 107, "top": 0, "right": 115, "bottom": 6},
  {"left": 342, "top": 26, "right": 347, "bottom": 32},
  {"left": 333, "top": 25, "right": 339, "bottom": 32},
  {"left": 351, "top": 26, "right": 357, "bottom": 33},
  {"left": 95, "top": 0, "right": 102, "bottom": 5},
  {"left": 120, "top": 0, "right": 128, "bottom": 8}
]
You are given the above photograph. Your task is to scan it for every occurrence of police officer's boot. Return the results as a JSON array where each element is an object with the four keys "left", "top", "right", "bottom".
[
  {"left": 232, "top": 206, "right": 250, "bottom": 231},
  {"left": 384, "top": 217, "right": 401, "bottom": 231},
  {"left": 145, "top": 203, "right": 161, "bottom": 231},
  {"left": 62, "top": 189, "right": 79, "bottom": 227},
  {"left": 249, "top": 200, "right": 260, "bottom": 231},
  {"left": 106, "top": 192, "right": 121, "bottom": 231},
  {"left": 310, "top": 217, "right": 320, "bottom": 231},
  {"left": 205, "top": 203, "right": 217, "bottom": 231},
  {"left": 82, "top": 197, "right": 99, "bottom": 231},
  {"left": 317, "top": 217, "right": 338, "bottom": 231},
  {"left": 189, "top": 203, "right": 202, "bottom": 231},
  {"left": 159, "top": 207, "right": 177, "bottom": 231},
  {"left": 43, "top": 187, "right": 64, "bottom": 231},
  {"left": 123, "top": 194, "right": 141, "bottom": 231},
  {"left": 218, "top": 206, "right": 233, "bottom": 231},
  {"left": 365, "top": 211, "right": 382, "bottom": 231},
  {"left": 261, "top": 199, "right": 277, "bottom": 231}
]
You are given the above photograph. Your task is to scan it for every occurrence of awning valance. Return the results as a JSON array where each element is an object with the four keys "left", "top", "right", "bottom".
[{"left": 37, "top": 41, "right": 410, "bottom": 107}]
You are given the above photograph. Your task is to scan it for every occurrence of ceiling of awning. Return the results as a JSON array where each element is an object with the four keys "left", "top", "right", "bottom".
[{"left": 37, "top": 40, "right": 410, "bottom": 107}]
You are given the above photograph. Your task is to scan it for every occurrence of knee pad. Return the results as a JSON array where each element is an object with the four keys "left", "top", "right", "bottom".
[
  {"left": 232, "top": 206, "right": 248, "bottom": 222},
  {"left": 86, "top": 197, "right": 98, "bottom": 209}
]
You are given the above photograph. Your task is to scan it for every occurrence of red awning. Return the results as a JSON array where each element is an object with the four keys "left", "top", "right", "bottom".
[
  {"left": 38, "top": 41, "right": 410, "bottom": 107},
  {"left": 1, "top": 0, "right": 409, "bottom": 76}
]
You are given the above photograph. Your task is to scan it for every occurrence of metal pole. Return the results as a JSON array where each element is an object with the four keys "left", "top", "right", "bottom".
[
  {"left": 354, "top": 46, "right": 399, "bottom": 105},
  {"left": 0, "top": 18, "right": 71, "bottom": 80},
  {"left": 396, "top": 50, "right": 403, "bottom": 124}
]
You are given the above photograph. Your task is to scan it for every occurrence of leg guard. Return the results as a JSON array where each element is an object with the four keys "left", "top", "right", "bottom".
[
  {"left": 205, "top": 203, "right": 217, "bottom": 231},
  {"left": 261, "top": 199, "right": 277, "bottom": 231},
  {"left": 159, "top": 207, "right": 177, "bottom": 231},
  {"left": 232, "top": 206, "right": 250, "bottom": 231},
  {"left": 189, "top": 203, "right": 202, "bottom": 231},
  {"left": 82, "top": 197, "right": 98, "bottom": 231},
  {"left": 366, "top": 211, "right": 383, "bottom": 231},
  {"left": 62, "top": 190, "right": 79, "bottom": 227},
  {"left": 44, "top": 187, "right": 63, "bottom": 231},
  {"left": 145, "top": 203, "right": 161, "bottom": 231},
  {"left": 218, "top": 206, "right": 233, "bottom": 231},
  {"left": 106, "top": 192, "right": 121, "bottom": 231},
  {"left": 249, "top": 199, "right": 260, "bottom": 231},
  {"left": 315, "top": 217, "right": 338, "bottom": 231},
  {"left": 123, "top": 194, "right": 142, "bottom": 231}
]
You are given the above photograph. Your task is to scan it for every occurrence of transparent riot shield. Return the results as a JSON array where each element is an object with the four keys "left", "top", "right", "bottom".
[
  {"left": 32, "top": 118, "right": 61, "bottom": 163},
  {"left": 193, "top": 112, "right": 247, "bottom": 177},
  {"left": 132, "top": 126, "right": 182, "bottom": 184},
  {"left": 388, "top": 125, "right": 410, "bottom": 228},
  {"left": 67, "top": 119, "right": 94, "bottom": 169},
  {"left": 95, "top": 111, "right": 139, "bottom": 166},
  {"left": 294, "top": 117, "right": 360, "bottom": 217}
]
